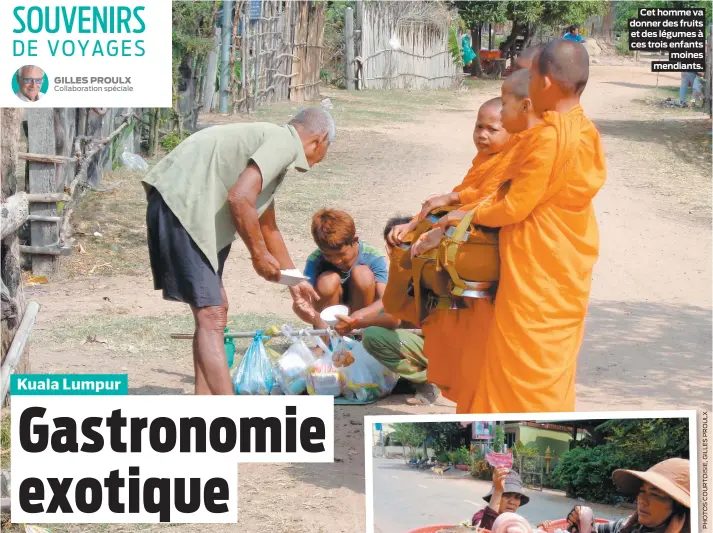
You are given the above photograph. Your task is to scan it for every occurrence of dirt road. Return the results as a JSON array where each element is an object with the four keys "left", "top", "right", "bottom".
[
  {"left": 372, "top": 458, "right": 631, "bottom": 532},
  {"left": 23, "top": 64, "right": 711, "bottom": 532}
]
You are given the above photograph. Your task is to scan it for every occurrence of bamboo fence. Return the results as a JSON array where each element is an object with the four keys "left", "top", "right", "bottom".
[
  {"left": 357, "top": 1, "right": 459, "bottom": 90},
  {"left": 229, "top": 0, "right": 325, "bottom": 114}
]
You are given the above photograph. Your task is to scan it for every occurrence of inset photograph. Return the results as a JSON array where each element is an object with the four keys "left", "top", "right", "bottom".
[
  {"left": 12, "top": 65, "right": 48, "bottom": 102},
  {"left": 365, "top": 412, "right": 697, "bottom": 533}
]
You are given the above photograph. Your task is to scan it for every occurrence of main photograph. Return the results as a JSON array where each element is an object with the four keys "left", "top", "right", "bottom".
[{"left": 1, "top": 0, "right": 711, "bottom": 532}]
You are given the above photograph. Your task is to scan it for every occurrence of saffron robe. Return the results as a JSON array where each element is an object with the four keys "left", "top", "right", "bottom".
[
  {"left": 422, "top": 141, "right": 519, "bottom": 403},
  {"left": 464, "top": 105, "right": 607, "bottom": 413}
]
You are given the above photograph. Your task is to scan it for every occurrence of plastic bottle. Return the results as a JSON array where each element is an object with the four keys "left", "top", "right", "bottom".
[{"left": 224, "top": 328, "right": 236, "bottom": 368}]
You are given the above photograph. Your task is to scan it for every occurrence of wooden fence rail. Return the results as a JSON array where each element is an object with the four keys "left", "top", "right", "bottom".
[{"left": 10, "top": 113, "right": 135, "bottom": 271}]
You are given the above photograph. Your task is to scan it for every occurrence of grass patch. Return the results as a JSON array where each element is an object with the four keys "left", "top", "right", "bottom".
[
  {"left": 1, "top": 410, "right": 9, "bottom": 469},
  {"left": 65, "top": 167, "right": 152, "bottom": 278},
  {"left": 33, "top": 311, "right": 299, "bottom": 356}
]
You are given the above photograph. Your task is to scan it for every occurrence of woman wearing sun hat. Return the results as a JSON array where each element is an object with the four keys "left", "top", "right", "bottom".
[
  {"left": 542, "top": 458, "right": 690, "bottom": 533},
  {"left": 472, "top": 468, "right": 530, "bottom": 530}
]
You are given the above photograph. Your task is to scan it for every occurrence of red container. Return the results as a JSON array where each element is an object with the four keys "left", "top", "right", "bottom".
[
  {"left": 406, "top": 527, "right": 490, "bottom": 533},
  {"left": 407, "top": 527, "right": 456, "bottom": 533}
]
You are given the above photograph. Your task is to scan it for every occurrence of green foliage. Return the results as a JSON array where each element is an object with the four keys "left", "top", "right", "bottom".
[
  {"left": 492, "top": 425, "right": 505, "bottom": 453},
  {"left": 452, "top": 0, "right": 607, "bottom": 31},
  {"left": 596, "top": 418, "right": 690, "bottom": 460},
  {"left": 449, "top": 26, "right": 463, "bottom": 66},
  {"left": 539, "top": 0, "right": 608, "bottom": 28},
  {"left": 418, "top": 422, "right": 468, "bottom": 453},
  {"left": 321, "top": 0, "right": 355, "bottom": 87},
  {"left": 552, "top": 444, "right": 632, "bottom": 503},
  {"left": 513, "top": 440, "right": 540, "bottom": 459},
  {"left": 0, "top": 412, "right": 10, "bottom": 468},
  {"left": 439, "top": 451, "right": 452, "bottom": 463},
  {"left": 553, "top": 418, "right": 690, "bottom": 504},
  {"left": 391, "top": 423, "right": 428, "bottom": 448},
  {"left": 160, "top": 131, "right": 189, "bottom": 153},
  {"left": 172, "top": 1, "right": 216, "bottom": 90},
  {"left": 446, "top": 446, "right": 471, "bottom": 465},
  {"left": 616, "top": 31, "right": 631, "bottom": 55}
]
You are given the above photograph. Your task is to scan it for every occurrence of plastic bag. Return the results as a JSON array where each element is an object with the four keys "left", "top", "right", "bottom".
[
  {"left": 274, "top": 326, "right": 317, "bottom": 395},
  {"left": 340, "top": 336, "right": 398, "bottom": 401},
  {"left": 119, "top": 151, "right": 149, "bottom": 171},
  {"left": 306, "top": 336, "right": 344, "bottom": 396},
  {"left": 233, "top": 331, "right": 275, "bottom": 395}
]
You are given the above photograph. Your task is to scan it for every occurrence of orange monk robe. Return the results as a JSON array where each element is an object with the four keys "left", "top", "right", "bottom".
[
  {"left": 421, "top": 141, "right": 520, "bottom": 404},
  {"left": 464, "top": 105, "right": 606, "bottom": 414}
]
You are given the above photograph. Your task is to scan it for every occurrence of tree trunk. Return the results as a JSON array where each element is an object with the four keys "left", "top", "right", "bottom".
[
  {"left": 499, "top": 20, "right": 522, "bottom": 63},
  {"left": 1, "top": 108, "right": 29, "bottom": 376},
  {"left": 523, "top": 23, "right": 534, "bottom": 48},
  {"left": 601, "top": 2, "right": 615, "bottom": 42},
  {"left": 469, "top": 23, "right": 485, "bottom": 78}
]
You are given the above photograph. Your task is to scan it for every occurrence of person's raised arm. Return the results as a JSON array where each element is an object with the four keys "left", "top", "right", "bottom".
[
  {"left": 228, "top": 163, "right": 281, "bottom": 282},
  {"left": 472, "top": 131, "right": 557, "bottom": 228}
]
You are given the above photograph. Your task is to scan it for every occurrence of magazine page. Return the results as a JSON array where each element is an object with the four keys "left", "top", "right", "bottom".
[{"left": 0, "top": 1, "right": 710, "bottom": 532}]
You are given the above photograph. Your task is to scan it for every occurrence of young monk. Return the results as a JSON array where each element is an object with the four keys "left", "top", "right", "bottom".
[
  {"left": 408, "top": 70, "right": 542, "bottom": 413},
  {"left": 411, "top": 69, "right": 541, "bottom": 256},
  {"left": 436, "top": 39, "right": 607, "bottom": 413},
  {"left": 511, "top": 44, "right": 543, "bottom": 72},
  {"left": 385, "top": 98, "right": 515, "bottom": 403},
  {"left": 388, "top": 97, "right": 512, "bottom": 243}
]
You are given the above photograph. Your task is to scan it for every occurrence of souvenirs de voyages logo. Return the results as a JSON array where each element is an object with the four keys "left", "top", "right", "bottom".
[{"left": 3, "top": 1, "right": 172, "bottom": 107}]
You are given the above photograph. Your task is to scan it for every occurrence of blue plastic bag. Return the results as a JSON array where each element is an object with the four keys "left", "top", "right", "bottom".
[{"left": 233, "top": 331, "right": 275, "bottom": 395}]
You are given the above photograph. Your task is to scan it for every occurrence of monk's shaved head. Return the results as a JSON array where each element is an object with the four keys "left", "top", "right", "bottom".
[
  {"left": 535, "top": 39, "right": 590, "bottom": 95},
  {"left": 503, "top": 69, "right": 530, "bottom": 100},
  {"left": 480, "top": 97, "right": 503, "bottom": 114},
  {"left": 513, "top": 44, "right": 543, "bottom": 72}
]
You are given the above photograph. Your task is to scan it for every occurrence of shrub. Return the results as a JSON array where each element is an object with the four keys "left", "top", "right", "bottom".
[
  {"left": 553, "top": 444, "right": 640, "bottom": 504},
  {"left": 438, "top": 451, "right": 451, "bottom": 464},
  {"left": 470, "top": 459, "right": 491, "bottom": 480},
  {"left": 160, "top": 131, "right": 188, "bottom": 153}
]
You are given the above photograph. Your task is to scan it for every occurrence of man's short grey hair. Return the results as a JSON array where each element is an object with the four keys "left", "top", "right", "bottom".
[
  {"left": 17, "top": 65, "right": 43, "bottom": 81},
  {"left": 289, "top": 106, "right": 336, "bottom": 143}
]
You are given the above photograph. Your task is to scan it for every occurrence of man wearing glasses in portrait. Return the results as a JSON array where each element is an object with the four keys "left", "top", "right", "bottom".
[{"left": 15, "top": 65, "right": 46, "bottom": 102}]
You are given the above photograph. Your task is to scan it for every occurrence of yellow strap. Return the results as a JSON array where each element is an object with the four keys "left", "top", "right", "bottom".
[{"left": 411, "top": 255, "right": 430, "bottom": 323}]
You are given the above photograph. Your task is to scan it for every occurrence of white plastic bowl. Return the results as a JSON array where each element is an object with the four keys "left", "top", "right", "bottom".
[
  {"left": 320, "top": 305, "right": 349, "bottom": 326},
  {"left": 278, "top": 269, "right": 308, "bottom": 287}
]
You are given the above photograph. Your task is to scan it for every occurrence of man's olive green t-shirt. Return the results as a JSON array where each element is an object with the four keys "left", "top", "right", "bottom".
[{"left": 142, "top": 123, "right": 309, "bottom": 272}]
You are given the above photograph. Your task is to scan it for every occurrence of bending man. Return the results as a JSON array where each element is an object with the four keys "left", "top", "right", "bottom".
[{"left": 143, "top": 107, "right": 335, "bottom": 394}]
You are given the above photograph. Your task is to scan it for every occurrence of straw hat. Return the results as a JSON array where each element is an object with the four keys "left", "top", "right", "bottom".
[
  {"left": 612, "top": 458, "right": 690, "bottom": 508},
  {"left": 483, "top": 470, "right": 530, "bottom": 506}
]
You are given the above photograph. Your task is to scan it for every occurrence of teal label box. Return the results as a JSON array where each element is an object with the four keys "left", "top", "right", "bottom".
[{"left": 11, "top": 374, "right": 128, "bottom": 395}]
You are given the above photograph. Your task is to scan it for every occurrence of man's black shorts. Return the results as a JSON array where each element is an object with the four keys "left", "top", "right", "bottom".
[{"left": 146, "top": 187, "right": 231, "bottom": 308}]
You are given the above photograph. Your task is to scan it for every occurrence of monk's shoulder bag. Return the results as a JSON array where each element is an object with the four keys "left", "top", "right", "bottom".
[{"left": 382, "top": 206, "right": 500, "bottom": 325}]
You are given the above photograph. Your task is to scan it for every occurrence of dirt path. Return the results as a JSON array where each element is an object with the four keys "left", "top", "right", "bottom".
[{"left": 24, "top": 65, "right": 711, "bottom": 532}]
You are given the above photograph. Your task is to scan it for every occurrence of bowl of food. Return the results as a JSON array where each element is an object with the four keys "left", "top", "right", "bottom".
[{"left": 320, "top": 305, "right": 349, "bottom": 326}]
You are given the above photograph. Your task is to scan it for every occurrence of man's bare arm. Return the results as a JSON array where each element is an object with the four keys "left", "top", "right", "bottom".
[
  {"left": 259, "top": 202, "right": 295, "bottom": 270},
  {"left": 228, "top": 163, "right": 268, "bottom": 258}
]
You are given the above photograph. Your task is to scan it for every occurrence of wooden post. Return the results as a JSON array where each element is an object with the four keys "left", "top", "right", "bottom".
[
  {"left": 26, "top": 109, "right": 60, "bottom": 277},
  {"left": 345, "top": 7, "right": 355, "bottom": 91},
  {"left": 203, "top": 28, "right": 221, "bottom": 113}
]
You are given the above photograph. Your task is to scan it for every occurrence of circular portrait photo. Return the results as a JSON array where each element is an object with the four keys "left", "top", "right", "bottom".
[{"left": 12, "top": 65, "right": 48, "bottom": 102}]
